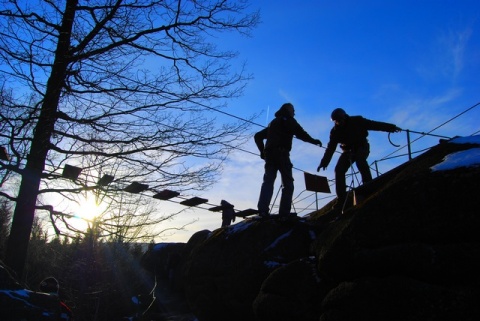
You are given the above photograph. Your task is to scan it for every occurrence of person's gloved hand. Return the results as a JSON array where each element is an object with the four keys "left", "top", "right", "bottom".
[
  {"left": 391, "top": 126, "right": 402, "bottom": 133},
  {"left": 317, "top": 160, "right": 327, "bottom": 172},
  {"left": 313, "top": 139, "right": 322, "bottom": 147}
]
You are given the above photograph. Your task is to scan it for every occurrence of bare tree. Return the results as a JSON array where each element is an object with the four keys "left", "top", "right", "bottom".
[
  {"left": 0, "top": 198, "right": 12, "bottom": 259},
  {"left": 0, "top": 0, "right": 259, "bottom": 278}
]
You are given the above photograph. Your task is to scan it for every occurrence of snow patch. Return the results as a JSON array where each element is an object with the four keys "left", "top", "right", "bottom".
[
  {"left": 264, "top": 231, "right": 292, "bottom": 251},
  {"left": 449, "top": 135, "right": 480, "bottom": 145},
  {"left": 263, "top": 260, "right": 283, "bottom": 268},
  {"left": 431, "top": 148, "right": 480, "bottom": 171},
  {"left": 225, "top": 220, "right": 252, "bottom": 235}
]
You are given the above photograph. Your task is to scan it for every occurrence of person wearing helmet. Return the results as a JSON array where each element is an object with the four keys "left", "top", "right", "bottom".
[
  {"left": 317, "top": 108, "right": 401, "bottom": 212},
  {"left": 39, "top": 277, "right": 74, "bottom": 320},
  {"left": 39, "top": 276, "right": 60, "bottom": 294},
  {"left": 255, "top": 103, "right": 322, "bottom": 218}
]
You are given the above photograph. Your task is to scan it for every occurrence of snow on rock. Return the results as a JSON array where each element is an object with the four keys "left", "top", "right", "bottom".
[
  {"left": 429, "top": 135, "right": 480, "bottom": 171},
  {"left": 449, "top": 135, "right": 480, "bottom": 145},
  {"left": 431, "top": 148, "right": 480, "bottom": 171}
]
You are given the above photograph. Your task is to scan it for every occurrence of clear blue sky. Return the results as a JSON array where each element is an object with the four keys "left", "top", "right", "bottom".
[{"left": 161, "top": 0, "right": 480, "bottom": 242}]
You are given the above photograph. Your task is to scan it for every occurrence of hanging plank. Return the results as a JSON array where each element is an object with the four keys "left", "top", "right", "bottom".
[
  {"left": 235, "top": 209, "right": 258, "bottom": 217},
  {"left": 153, "top": 189, "right": 180, "bottom": 200},
  {"left": 180, "top": 197, "right": 208, "bottom": 207},
  {"left": 124, "top": 182, "right": 149, "bottom": 193},
  {"left": 304, "top": 172, "right": 331, "bottom": 193},
  {"left": 62, "top": 164, "right": 83, "bottom": 181}
]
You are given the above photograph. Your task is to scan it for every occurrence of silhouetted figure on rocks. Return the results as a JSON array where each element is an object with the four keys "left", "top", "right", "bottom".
[
  {"left": 221, "top": 200, "right": 236, "bottom": 227},
  {"left": 255, "top": 103, "right": 322, "bottom": 218},
  {"left": 317, "top": 108, "right": 401, "bottom": 212},
  {"left": 39, "top": 276, "right": 74, "bottom": 321}
]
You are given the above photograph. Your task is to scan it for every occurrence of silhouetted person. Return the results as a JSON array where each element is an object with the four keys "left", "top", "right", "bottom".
[
  {"left": 317, "top": 108, "right": 401, "bottom": 211},
  {"left": 39, "top": 276, "right": 74, "bottom": 321},
  {"left": 255, "top": 103, "right": 322, "bottom": 217},
  {"left": 220, "top": 200, "right": 236, "bottom": 227}
]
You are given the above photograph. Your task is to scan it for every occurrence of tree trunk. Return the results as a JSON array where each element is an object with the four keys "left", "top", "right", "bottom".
[{"left": 5, "top": 0, "right": 78, "bottom": 279}]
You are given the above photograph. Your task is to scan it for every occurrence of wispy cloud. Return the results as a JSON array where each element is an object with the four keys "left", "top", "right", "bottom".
[
  {"left": 416, "top": 27, "right": 472, "bottom": 82},
  {"left": 389, "top": 89, "right": 461, "bottom": 131},
  {"left": 444, "top": 27, "right": 472, "bottom": 80}
]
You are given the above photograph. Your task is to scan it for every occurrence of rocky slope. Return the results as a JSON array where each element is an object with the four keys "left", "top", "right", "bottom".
[{"left": 141, "top": 136, "right": 480, "bottom": 320}]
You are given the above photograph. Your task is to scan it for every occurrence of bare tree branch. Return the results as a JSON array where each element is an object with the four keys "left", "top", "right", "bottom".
[{"left": 0, "top": 0, "right": 259, "bottom": 277}]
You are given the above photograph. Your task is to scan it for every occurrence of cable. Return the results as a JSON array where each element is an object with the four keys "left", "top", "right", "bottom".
[
  {"left": 94, "top": 96, "right": 480, "bottom": 217},
  {"left": 378, "top": 101, "right": 480, "bottom": 162},
  {"left": 5, "top": 100, "right": 480, "bottom": 220},
  {"left": 63, "top": 99, "right": 480, "bottom": 217},
  {"left": 193, "top": 101, "right": 266, "bottom": 129}
]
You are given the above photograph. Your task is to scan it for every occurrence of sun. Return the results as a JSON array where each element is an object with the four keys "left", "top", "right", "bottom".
[
  {"left": 64, "top": 195, "right": 109, "bottom": 232},
  {"left": 69, "top": 196, "right": 105, "bottom": 232},
  {"left": 77, "top": 196, "right": 103, "bottom": 221}
]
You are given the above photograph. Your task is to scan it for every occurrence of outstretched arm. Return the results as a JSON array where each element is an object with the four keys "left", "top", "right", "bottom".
[
  {"left": 365, "top": 118, "right": 401, "bottom": 133},
  {"left": 291, "top": 119, "right": 322, "bottom": 147},
  {"left": 317, "top": 140, "right": 336, "bottom": 171},
  {"left": 317, "top": 129, "right": 337, "bottom": 171}
]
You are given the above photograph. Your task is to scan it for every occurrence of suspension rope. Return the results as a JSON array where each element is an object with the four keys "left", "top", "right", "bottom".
[
  {"left": 6, "top": 100, "right": 480, "bottom": 219},
  {"left": 377, "top": 101, "right": 480, "bottom": 162}
]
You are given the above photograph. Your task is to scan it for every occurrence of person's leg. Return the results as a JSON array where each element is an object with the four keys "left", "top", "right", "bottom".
[
  {"left": 257, "top": 163, "right": 277, "bottom": 215},
  {"left": 354, "top": 144, "right": 372, "bottom": 184},
  {"left": 334, "top": 152, "right": 350, "bottom": 202},
  {"left": 278, "top": 155, "right": 294, "bottom": 216}
]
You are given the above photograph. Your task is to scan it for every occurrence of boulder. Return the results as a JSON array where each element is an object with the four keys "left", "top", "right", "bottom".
[
  {"left": 183, "top": 217, "right": 319, "bottom": 321},
  {"left": 144, "top": 136, "right": 480, "bottom": 321}
]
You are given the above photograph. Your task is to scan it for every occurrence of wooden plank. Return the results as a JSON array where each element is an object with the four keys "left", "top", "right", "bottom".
[{"left": 304, "top": 172, "right": 331, "bottom": 193}]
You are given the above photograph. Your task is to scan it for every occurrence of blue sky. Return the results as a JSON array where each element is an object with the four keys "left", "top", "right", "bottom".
[{"left": 157, "top": 0, "right": 480, "bottom": 242}]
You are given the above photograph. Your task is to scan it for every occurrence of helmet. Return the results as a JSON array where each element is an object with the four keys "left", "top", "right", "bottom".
[
  {"left": 276, "top": 103, "right": 294, "bottom": 117},
  {"left": 331, "top": 108, "right": 347, "bottom": 121},
  {"left": 39, "top": 277, "right": 59, "bottom": 294}
]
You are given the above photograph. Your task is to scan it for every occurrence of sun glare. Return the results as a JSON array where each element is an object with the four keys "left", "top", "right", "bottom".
[
  {"left": 75, "top": 196, "right": 103, "bottom": 223},
  {"left": 79, "top": 197, "right": 101, "bottom": 220}
]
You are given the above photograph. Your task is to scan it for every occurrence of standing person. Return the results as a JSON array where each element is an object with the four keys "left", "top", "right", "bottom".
[
  {"left": 220, "top": 200, "right": 236, "bottom": 227},
  {"left": 317, "top": 108, "right": 401, "bottom": 211},
  {"left": 39, "top": 276, "right": 74, "bottom": 321},
  {"left": 255, "top": 103, "right": 322, "bottom": 218}
]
